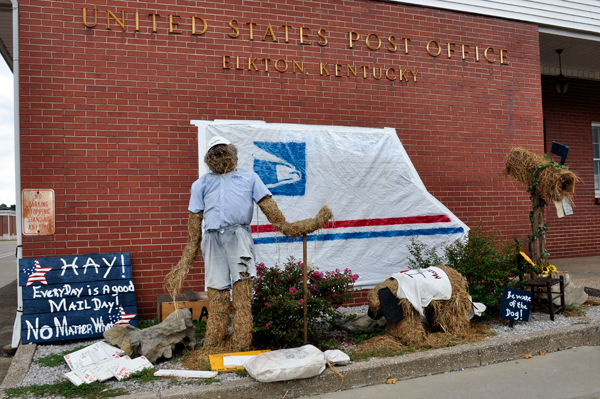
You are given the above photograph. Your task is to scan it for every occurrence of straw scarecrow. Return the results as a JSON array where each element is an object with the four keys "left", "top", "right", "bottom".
[
  {"left": 367, "top": 265, "right": 472, "bottom": 346},
  {"left": 503, "top": 148, "right": 579, "bottom": 264},
  {"left": 164, "top": 136, "right": 332, "bottom": 353}
]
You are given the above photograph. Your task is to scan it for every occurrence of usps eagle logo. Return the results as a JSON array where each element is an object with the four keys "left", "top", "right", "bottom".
[
  {"left": 25, "top": 259, "right": 53, "bottom": 286},
  {"left": 253, "top": 141, "right": 306, "bottom": 196},
  {"left": 109, "top": 305, "right": 137, "bottom": 326}
]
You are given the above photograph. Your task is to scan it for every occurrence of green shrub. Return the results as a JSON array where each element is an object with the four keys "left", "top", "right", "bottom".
[
  {"left": 252, "top": 257, "right": 358, "bottom": 348},
  {"left": 407, "top": 225, "right": 519, "bottom": 314}
]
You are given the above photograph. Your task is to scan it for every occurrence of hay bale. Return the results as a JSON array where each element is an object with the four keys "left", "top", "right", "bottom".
[
  {"left": 232, "top": 278, "right": 253, "bottom": 351},
  {"left": 204, "top": 288, "right": 231, "bottom": 350},
  {"left": 425, "top": 266, "right": 471, "bottom": 335},
  {"left": 384, "top": 299, "right": 427, "bottom": 346},
  {"left": 503, "top": 147, "right": 579, "bottom": 202}
]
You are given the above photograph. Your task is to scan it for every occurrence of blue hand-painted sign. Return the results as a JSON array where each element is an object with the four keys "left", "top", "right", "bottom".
[
  {"left": 253, "top": 141, "right": 306, "bottom": 196},
  {"left": 500, "top": 287, "right": 532, "bottom": 322},
  {"left": 19, "top": 252, "right": 137, "bottom": 344}
]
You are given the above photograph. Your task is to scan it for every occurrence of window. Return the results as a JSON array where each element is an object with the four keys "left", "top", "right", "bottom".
[{"left": 594, "top": 124, "right": 600, "bottom": 198}]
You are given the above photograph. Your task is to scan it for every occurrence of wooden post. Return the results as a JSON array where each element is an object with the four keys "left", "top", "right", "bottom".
[
  {"left": 530, "top": 194, "right": 546, "bottom": 265},
  {"left": 303, "top": 234, "right": 308, "bottom": 344}
]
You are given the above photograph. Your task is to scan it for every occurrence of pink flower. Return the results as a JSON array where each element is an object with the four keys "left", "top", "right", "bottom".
[
  {"left": 310, "top": 284, "right": 316, "bottom": 290},
  {"left": 299, "top": 299, "right": 304, "bottom": 303},
  {"left": 264, "top": 302, "right": 270, "bottom": 307},
  {"left": 266, "top": 323, "right": 271, "bottom": 329},
  {"left": 289, "top": 287, "right": 298, "bottom": 294}
]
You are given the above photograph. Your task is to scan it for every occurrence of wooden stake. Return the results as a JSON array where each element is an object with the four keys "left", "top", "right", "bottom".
[
  {"left": 303, "top": 234, "right": 308, "bottom": 344},
  {"left": 531, "top": 194, "right": 546, "bottom": 265}
]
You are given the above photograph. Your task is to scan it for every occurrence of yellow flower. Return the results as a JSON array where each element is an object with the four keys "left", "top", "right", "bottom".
[
  {"left": 541, "top": 266, "right": 549, "bottom": 274},
  {"left": 548, "top": 265, "right": 557, "bottom": 272}
]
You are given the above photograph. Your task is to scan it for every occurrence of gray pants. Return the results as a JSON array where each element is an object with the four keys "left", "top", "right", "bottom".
[{"left": 202, "top": 225, "right": 256, "bottom": 290}]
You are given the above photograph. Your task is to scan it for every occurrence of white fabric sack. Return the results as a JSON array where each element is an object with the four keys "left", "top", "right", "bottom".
[
  {"left": 323, "top": 350, "right": 351, "bottom": 366},
  {"left": 390, "top": 267, "right": 452, "bottom": 316},
  {"left": 245, "top": 344, "right": 326, "bottom": 382}
]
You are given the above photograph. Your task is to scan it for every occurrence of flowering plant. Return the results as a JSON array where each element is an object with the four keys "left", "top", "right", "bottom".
[{"left": 252, "top": 257, "right": 358, "bottom": 348}]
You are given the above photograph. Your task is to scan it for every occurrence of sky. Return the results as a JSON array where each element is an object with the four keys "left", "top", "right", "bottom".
[{"left": 0, "top": 60, "right": 15, "bottom": 206}]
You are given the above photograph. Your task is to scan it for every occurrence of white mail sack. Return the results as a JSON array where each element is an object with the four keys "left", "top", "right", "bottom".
[{"left": 245, "top": 344, "right": 326, "bottom": 383}]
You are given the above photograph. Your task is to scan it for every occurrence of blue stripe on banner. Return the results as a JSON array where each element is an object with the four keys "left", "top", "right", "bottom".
[{"left": 253, "top": 227, "right": 465, "bottom": 245}]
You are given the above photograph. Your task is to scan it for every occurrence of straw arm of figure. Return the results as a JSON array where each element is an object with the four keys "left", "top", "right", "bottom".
[
  {"left": 257, "top": 196, "right": 333, "bottom": 237},
  {"left": 164, "top": 211, "right": 203, "bottom": 297}
]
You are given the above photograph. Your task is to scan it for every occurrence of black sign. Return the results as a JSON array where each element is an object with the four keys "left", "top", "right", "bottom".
[
  {"left": 500, "top": 287, "right": 532, "bottom": 322},
  {"left": 19, "top": 252, "right": 138, "bottom": 344}
]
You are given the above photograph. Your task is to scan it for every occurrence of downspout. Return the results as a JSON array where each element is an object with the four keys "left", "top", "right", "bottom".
[{"left": 10, "top": 0, "right": 22, "bottom": 349}]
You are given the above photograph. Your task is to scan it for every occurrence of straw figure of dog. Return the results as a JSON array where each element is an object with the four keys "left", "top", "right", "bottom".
[
  {"left": 164, "top": 136, "right": 333, "bottom": 354},
  {"left": 503, "top": 147, "right": 579, "bottom": 263},
  {"left": 367, "top": 265, "right": 472, "bottom": 346}
]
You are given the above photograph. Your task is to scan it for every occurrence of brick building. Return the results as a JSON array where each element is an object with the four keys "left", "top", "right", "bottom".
[{"left": 1, "top": 0, "right": 599, "bottom": 318}]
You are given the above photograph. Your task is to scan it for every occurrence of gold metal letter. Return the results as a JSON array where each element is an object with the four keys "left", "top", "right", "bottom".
[
  {"left": 366, "top": 33, "right": 381, "bottom": 51},
  {"left": 247, "top": 22, "right": 257, "bottom": 40},
  {"left": 484, "top": 47, "right": 496, "bottom": 63},
  {"left": 500, "top": 49, "right": 509, "bottom": 65},
  {"left": 475, "top": 46, "right": 480, "bottom": 61},
  {"left": 281, "top": 25, "right": 292, "bottom": 43},
  {"left": 263, "top": 58, "right": 270, "bottom": 71},
  {"left": 318, "top": 28, "right": 328, "bottom": 46},
  {"left": 223, "top": 55, "right": 231, "bottom": 69},
  {"left": 148, "top": 13, "right": 161, "bottom": 33},
  {"left": 107, "top": 10, "right": 125, "bottom": 30},
  {"left": 300, "top": 27, "right": 312, "bottom": 45},
  {"left": 235, "top": 56, "right": 244, "bottom": 70},
  {"left": 447, "top": 42, "right": 455, "bottom": 58},
  {"left": 248, "top": 57, "right": 259, "bottom": 70},
  {"left": 82, "top": 8, "right": 98, "bottom": 28},
  {"left": 292, "top": 60, "right": 304, "bottom": 73},
  {"left": 335, "top": 64, "right": 342, "bottom": 77},
  {"left": 274, "top": 59, "right": 288, "bottom": 72},
  {"left": 387, "top": 35, "right": 397, "bottom": 53},
  {"left": 426, "top": 40, "right": 441, "bottom": 57},
  {"left": 262, "top": 23, "right": 278, "bottom": 42},
  {"left": 411, "top": 70, "right": 419, "bottom": 82},
  {"left": 385, "top": 68, "right": 396, "bottom": 81},
  {"left": 229, "top": 19, "right": 240, "bottom": 38},
  {"left": 402, "top": 37, "right": 411, "bottom": 54},
  {"left": 320, "top": 62, "right": 330, "bottom": 76},
  {"left": 461, "top": 44, "right": 470, "bottom": 60},
  {"left": 192, "top": 16, "right": 207, "bottom": 35},
  {"left": 347, "top": 65, "right": 356, "bottom": 77},
  {"left": 135, "top": 12, "right": 139, "bottom": 31},
  {"left": 348, "top": 31, "right": 360, "bottom": 48},
  {"left": 360, "top": 65, "right": 368, "bottom": 78},
  {"left": 400, "top": 69, "right": 408, "bottom": 81},
  {"left": 372, "top": 67, "right": 383, "bottom": 80},
  {"left": 169, "top": 15, "right": 182, "bottom": 34}
]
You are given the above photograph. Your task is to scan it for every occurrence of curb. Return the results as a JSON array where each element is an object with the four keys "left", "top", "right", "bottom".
[
  {"left": 2, "top": 322, "right": 599, "bottom": 399},
  {"left": 115, "top": 321, "right": 600, "bottom": 399}
]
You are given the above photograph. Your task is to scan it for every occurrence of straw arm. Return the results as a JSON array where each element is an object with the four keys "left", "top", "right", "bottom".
[
  {"left": 164, "top": 211, "right": 203, "bottom": 297},
  {"left": 257, "top": 196, "right": 333, "bottom": 237}
]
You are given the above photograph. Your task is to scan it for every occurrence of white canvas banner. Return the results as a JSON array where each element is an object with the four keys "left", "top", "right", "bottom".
[{"left": 192, "top": 121, "right": 469, "bottom": 288}]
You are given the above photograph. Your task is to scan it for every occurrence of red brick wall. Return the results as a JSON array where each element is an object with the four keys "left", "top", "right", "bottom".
[
  {"left": 19, "top": 0, "right": 544, "bottom": 318},
  {"left": 543, "top": 76, "right": 600, "bottom": 258}
]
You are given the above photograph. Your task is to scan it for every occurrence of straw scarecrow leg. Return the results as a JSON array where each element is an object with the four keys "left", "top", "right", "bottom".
[{"left": 231, "top": 273, "right": 253, "bottom": 351}]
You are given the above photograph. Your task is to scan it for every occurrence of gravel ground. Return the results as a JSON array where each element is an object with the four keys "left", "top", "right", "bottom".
[{"left": 15, "top": 298, "right": 600, "bottom": 397}]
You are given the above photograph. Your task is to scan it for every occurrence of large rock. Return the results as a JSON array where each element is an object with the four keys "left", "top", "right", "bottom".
[
  {"left": 334, "top": 314, "right": 387, "bottom": 333},
  {"left": 104, "top": 308, "right": 196, "bottom": 363},
  {"left": 552, "top": 282, "right": 588, "bottom": 307}
]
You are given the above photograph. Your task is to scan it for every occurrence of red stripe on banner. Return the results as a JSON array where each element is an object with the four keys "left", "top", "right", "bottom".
[{"left": 251, "top": 215, "right": 452, "bottom": 234}]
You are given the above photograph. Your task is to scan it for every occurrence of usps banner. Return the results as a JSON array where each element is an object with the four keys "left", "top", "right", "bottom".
[
  {"left": 18, "top": 253, "right": 137, "bottom": 344},
  {"left": 192, "top": 121, "right": 469, "bottom": 288}
]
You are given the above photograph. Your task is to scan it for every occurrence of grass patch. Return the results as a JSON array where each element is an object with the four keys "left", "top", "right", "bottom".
[
  {"left": 4, "top": 381, "right": 128, "bottom": 399},
  {"left": 35, "top": 345, "right": 88, "bottom": 368},
  {"left": 121, "top": 367, "right": 160, "bottom": 383},
  {"left": 138, "top": 318, "right": 158, "bottom": 329},
  {"left": 563, "top": 305, "right": 586, "bottom": 317}
]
